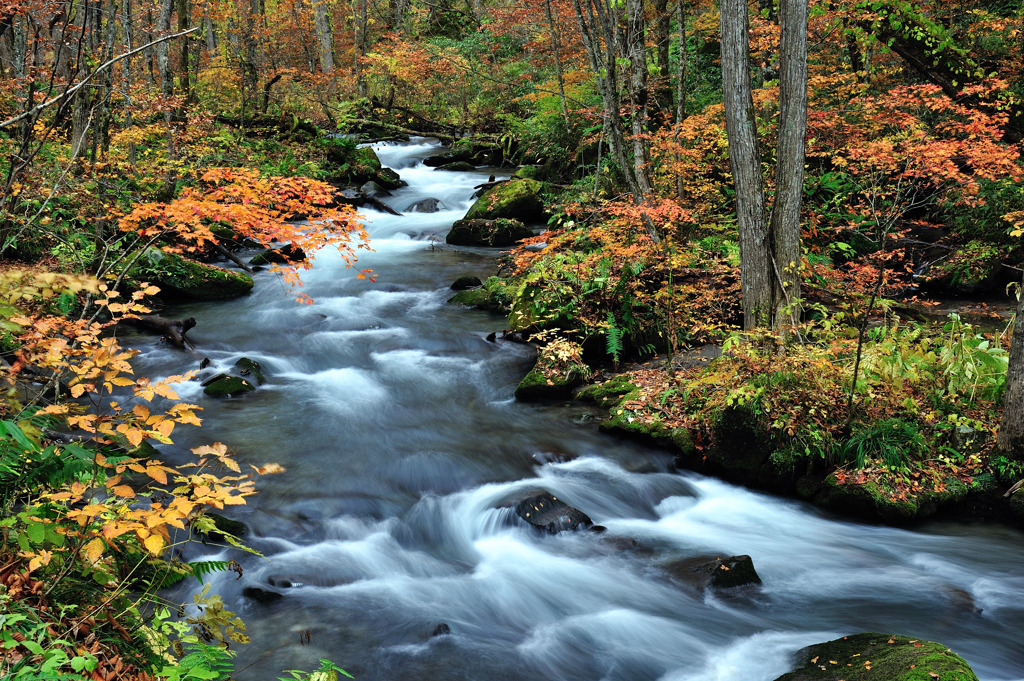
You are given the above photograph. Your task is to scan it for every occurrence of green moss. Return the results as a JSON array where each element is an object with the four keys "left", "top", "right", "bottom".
[
  {"left": 464, "top": 178, "right": 546, "bottom": 222},
  {"left": 577, "top": 376, "right": 639, "bottom": 408},
  {"left": 515, "top": 367, "right": 580, "bottom": 401},
  {"left": 818, "top": 474, "right": 920, "bottom": 522},
  {"left": 706, "top": 404, "right": 773, "bottom": 485},
  {"left": 774, "top": 632, "right": 979, "bottom": 681},
  {"left": 129, "top": 249, "right": 254, "bottom": 300},
  {"left": 446, "top": 218, "right": 533, "bottom": 247},
  {"left": 449, "top": 288, "right": 490, "bottom": 307},
  {"left": 203, "top": 375, "right": 256, "bottom": 398},
  {"left": 513, "top": 166, "right": 540, "bottom": 179},
  {"left": 234, "top": 357, "right": 266, "bottom": 385}
]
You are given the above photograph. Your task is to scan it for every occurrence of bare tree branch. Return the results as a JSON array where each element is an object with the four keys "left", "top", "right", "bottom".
[{"left": 0, "top": 26, "right": 200, "bottom": 130}]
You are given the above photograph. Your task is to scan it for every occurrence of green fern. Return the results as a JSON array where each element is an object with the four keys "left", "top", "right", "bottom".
[
  {"left": 189, "top": 560, "right": 235, "bottom": 585},
  {"left": 605, "top": 312, "right": 623, "bottom": 365},
  {"left": 162, "top": 642, "right": 236, "bottom": 681}
]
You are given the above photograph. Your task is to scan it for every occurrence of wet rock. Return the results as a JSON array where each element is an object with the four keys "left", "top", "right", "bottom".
[
  {"left": 423, "top": 149, "right": 474, "bottom": 168},
  {"left": 406, "top": 198, "right": 444, "bottom": 213},
  {"left": 530, "top": 449, "right": 579, "bottom": 465},
  {"left": 360, "top": 181, "right": 392, "bottom": 197},
  {"left": 249, "top": 243, "right": 307, "bottom": 266},
  {"left": 450, "top": 275, "right": 483, "bottom": 290},
  {"left": 435, "top": 161, "right": 476, "bottom": 172},
  {"left": 446, "top": 218, "right": 533, "bottom": 247},
  {"left": 449, "top": 289, "right": 490, "bottom": 307},
  {"left": 513, "top": 492, "right": 592, "bottom": 534},
  {"left": 464, "top": 178, "right": 547, "bottom": 223},
  {"left": 234, "top": 357, "right": 266, "bottom": 385},
  {"left": 242, "top": 586, "right": 283, "bottom": 603},
  {"left": 375, "top": 167, "right": 405, "bottom": 190},
  {"left": 773, "top": 632, "right": 979, "bottom": 681},
  {"left": 202, "top": 373, "right": 256, "bottom": 398},
  {"left": 660, "top": 554, "right": 762, "bottom": 590},
  {"left": 514, "top": 367, "right": 583, "bottom": 402},
  {"left": 431, "top": 623, "right": 451, "bottom": 637},
  {"left": 267, "top": 575, "right": 298, "bottom": 589}
]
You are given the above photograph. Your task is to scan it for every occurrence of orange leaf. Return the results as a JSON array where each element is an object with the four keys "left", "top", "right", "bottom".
[
  {"left": 84, "top": 537, "right": 105, "bottom": 563},
  {"left": 142, "top": 533, "right": 164, "bottom": 554},
  {"left": 111, "top": 485, "right": 135, "bottom": 498}
]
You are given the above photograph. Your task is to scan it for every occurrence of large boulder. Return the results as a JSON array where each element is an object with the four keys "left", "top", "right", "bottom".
[
  {"left": 129, "top": 249, "right": 253, "bottom": 300},
  {"left": 446, "top": 218, "right": 533, "bottom": 247},
  {"left": 773, "top": 633, "right": 979, "bottom": 681},
  {"left": 464, "top": 178, "right": 546, "bottom": 223}
]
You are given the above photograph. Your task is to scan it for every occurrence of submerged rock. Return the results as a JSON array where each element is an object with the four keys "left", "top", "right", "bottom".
[
  {"left": 435, "top": 161, "right": 477, "bottom": 172},
  {"left": 660, "top": 554, "right": 762, "bottom": 590},
  {"left": 773, "top": 632, "right": 979, "bottom": 681},
  {"left": 242, "top": 586, "right": 284, "bottom": 603},
  {"left": 406, "top": 197, "right": 444, "bottom": 213},
  {"left": 513, "top": 492, "right": 592, "bottom": 534}
]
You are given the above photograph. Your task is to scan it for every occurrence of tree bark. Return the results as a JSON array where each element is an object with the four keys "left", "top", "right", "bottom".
[
  {"left": 769, "top": 0, "right": 807, "bottom": 328},
  {"left": 132, "top": 315, "right": 197, "bottom": 350},
  {"left": 543, "top": 0, "right": 570, "bottom": 129},
  {"left": 998, "top": 277, "right": 1024, "bottom": 460},
  {"left": 312, "top": 0, "right": 335, "bottom": 72},
  {"left": 720, "top": 0, "right": 770, "bottom": 329}
]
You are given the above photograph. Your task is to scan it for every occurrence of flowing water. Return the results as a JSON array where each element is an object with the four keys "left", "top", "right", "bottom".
[{"left": 128, "top": 140, "right": 1024, "bottom": 681}]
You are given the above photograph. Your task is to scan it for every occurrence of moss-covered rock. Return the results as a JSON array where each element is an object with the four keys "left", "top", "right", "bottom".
[
  {"left": 234, "top": 357, "right": 266, "bottom": 385},
  {"left": 513, "top": 166, "right": 540, "bottom": 180},
  {"left": 816, "top": 474, "right": 920, "bottom": 523},
  {"left": 448, "top": 288, "right": 490, "bottom": 307},
  {"left": 464, "top": 178, "right": 547, "bottom": 223},
  {"left": 202, "top": 374, "right": 256, "bottom": 398},
  {"left": 600, "top": 404, "right": 698, "bottom": 466},
  {"left": 577, "top": 376, "right": 639, "bottom": 408},
  {"left": 514, "top": 368, "right": 583, "bottom": 402},
  {"left": 129, "top": 249, "right": 254, "bottom": 300},
  {"left": 705, "top": 403, "right": 774, "bottom": 487},
  {"left": 773, "top": 632, "right": 979, "bottom": 681},
  {"left": 446, "top": 218, "right": 533, "bottom": 247}
]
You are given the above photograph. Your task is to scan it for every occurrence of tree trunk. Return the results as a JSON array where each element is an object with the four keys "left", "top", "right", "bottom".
[
  {"left": 177, "top": 0, "right": 191, "bottom": 102},
  {"left": 312, "top": 0, "right": 335, "bottom": 72},
  {"left": 769, "top": 0, "right": 807, "bottom": 328},
  {"left": 675, "top": 0, "right": 687, "bottom": 124},
  {"left": 720, "top": 0, "right": 770, "bottom": 329},
  {"left": 998, "top": 277, "right": 1024, "bottom": 461},
  {"left": 157, "top": 0, "right": 177, "bottom": 200},
  {"left": 543, "top": 0, "right": 570, "bottom": 129},
  {"left": 625, "top": 0, "right": 652, "bottom": 198}
]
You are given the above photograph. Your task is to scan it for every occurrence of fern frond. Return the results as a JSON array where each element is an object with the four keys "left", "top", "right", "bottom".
[{"left": 189, "top": 560, "right": 234, "bottom": 584}]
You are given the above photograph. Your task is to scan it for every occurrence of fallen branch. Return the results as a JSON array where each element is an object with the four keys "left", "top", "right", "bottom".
[{"left": 132, "top": 315, "right": 197, "bottom": 350}]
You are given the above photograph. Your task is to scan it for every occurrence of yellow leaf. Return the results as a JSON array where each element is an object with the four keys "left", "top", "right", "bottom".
[
  {"left": 84, "top": 537, "right": 105, "bottom": 563},
  {"left": 143, "top": 533, "right": 164, "bottom": 554}
]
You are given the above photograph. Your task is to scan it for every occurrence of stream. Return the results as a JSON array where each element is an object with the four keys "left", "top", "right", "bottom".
[{"left": 128, "top": 139, "right": 1024, "bottom": 681}]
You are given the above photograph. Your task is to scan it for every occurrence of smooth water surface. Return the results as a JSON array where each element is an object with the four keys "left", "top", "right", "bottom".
[{"left": 128, "top": 140, "right": 1024, "bottom": 681}]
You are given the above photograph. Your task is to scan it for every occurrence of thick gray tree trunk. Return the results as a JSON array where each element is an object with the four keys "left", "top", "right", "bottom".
[
  {"left": 720, "top": 0, "right": 770, "bottom": 328},
  {"left": 312, "top": 0, "right": 335, "bottom": 72},
  {"left": 769, "top": 0, "right": 807, "bottom": 327},
  {"left": 998, "top": 279, "right": 1024, "bottom": 461}
]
